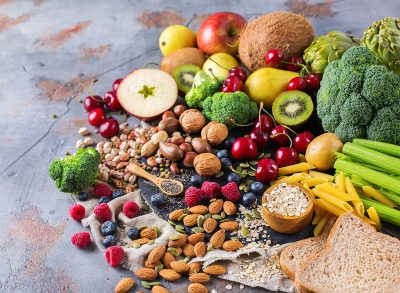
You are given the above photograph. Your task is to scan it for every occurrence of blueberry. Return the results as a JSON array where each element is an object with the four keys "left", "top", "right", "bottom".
[
  {"left": 99, "top": 196, "right": 110, "bottom": 204},
  {"left": 190, "top": 174, "right": 205, "bottom": 187},
  {"left": 101, "top": 220, "right": 117, "bottom": 236},
  {"left": 224, "top": 137, "right": 236, "bottom": 150},
  {"left": 127, "top": 227, "right": 139, "bottom": 240},
  {"left": 251, "top": 181, "right": 267, "bottom": 195},
  {"left": 227, "top": 173, "right": 241, "bottom": 184},
  {"left": 151, "top": 193, "right": 165, "bottom": 207},
  {"left": 112, "top": 189, "right": 125, "bottom": 200},
  {"left": 242, "top": 192, "right": 257, "bottom": 206},
  {"left": 102, "top": 235, "right": 117, "bottom": 248},
  {"left": 220, "top": 158, "right": 233, "bottom": 171},
  {"left": 216, "top": 150, "right": 229, "bottom": 159},
  {"left": 78, "top": 191, "right": 88, "bottom": 201}
]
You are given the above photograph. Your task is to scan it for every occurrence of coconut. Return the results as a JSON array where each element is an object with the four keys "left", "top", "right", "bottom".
[
  {"left": 161, "top": 47, "right": 206, "bottom": 74},
  {"left": 238, "top": 12, "right": 314, "bottom": 72}
]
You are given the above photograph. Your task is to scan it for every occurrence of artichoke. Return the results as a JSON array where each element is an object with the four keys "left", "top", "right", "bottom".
[
  {"left": 361, "top": 17, "right": 400, "bottom": 75},
  {"left": 303, "top": 31, "right": 359, "bottom": 74}
]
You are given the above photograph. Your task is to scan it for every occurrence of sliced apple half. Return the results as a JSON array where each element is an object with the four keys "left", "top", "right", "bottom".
[{"left": 117, "top": 68, "right": 178, "bottom": 120}]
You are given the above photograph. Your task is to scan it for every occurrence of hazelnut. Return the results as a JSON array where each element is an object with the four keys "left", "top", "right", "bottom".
[
  {"left": 201, "top": 121, "right": 229, "bottom": 146},
  {"left": 173, "top": 104, "right": 187, "bottom": 118},
  {"left": 191, "top": 137, "right": 211, "bottom": 153},
  {"left": 193, "top": 153, "right": 221, "bottom": 177},
  {"left": 158, "top": 117, "right": 179, "bottom": 135},
  {"left": 169, "top": 136, "right": 185, "bottom": 146},
  {"left": 162, "top": 111, "right": 176, "bottom": 119},
  {"left": 159, "top": 141, "right": 183, "bottom": 162},
  {"left": 179, "top": 109, "right": 206, "bottom": 134},
  {"left": 179, "top": 142, "right": 193, "bottom": 153},
  {"left": 183, "top": 151, "right": 197, "bottom": 167}
]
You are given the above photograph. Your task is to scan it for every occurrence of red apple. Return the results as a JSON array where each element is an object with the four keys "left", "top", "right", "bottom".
[{"left": 197, "top": 12, "right": 246, "bottom": 56}]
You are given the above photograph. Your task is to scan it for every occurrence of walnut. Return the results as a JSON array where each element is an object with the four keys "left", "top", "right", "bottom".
[
  {"left": 193, "top": 153, "right": 221, "bottom": 177},
  {"left": 179, "top": 109, "right": 206, "bottom": 134},
  {"left": 201, "top": 121, "right": 228, "bottom": 146}
]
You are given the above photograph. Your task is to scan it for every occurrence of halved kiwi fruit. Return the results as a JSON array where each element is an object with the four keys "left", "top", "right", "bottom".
[
  {"left": 272, "top": 90, "right": 314, "bottom": 127},
  {"left": 172, "top": 64, "right": 201, "bottom": 93}
]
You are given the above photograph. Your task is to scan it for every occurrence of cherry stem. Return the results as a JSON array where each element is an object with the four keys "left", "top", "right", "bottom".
[
  {"left": 228, "top": 117, "right": 255, "bottom": 127},
  {"left": 144, "top": 62, "right": 160, "bottom": 68},
  {"left": 270, "top": 132, "right": 293, "bottom": 147},
  {"left": 281, "top": 60, "right": 310, "bottom": 75},
  {"left": 208, "top": 57, "right": 229, "bottom": 71},
  {"left": 260, "top": 102, "right": 277, "bottom": 127},
  {"left": 207, "top": 68, "right": 221, "bottom": 83},
  {"left": 282, "top": 125, "right": 298, "bottom": 136},
  {"left": 87, "top": 79, "right": 105, "bottom": 103}
]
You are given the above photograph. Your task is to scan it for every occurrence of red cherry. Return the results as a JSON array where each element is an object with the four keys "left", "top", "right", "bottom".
[
  {"left": 264, "top": 49, "right": 284, "bottom": 68},
  {"left": 270, "top": 126, "right": 291, "bottom": 146},
  {"left": 231, "top": 137, "right": 258, "bottom": 160},
  {"left": 99, "top": 118, "right": 119, "bottom": 138},
  {"left": 112, "top": 78, "right": 123, "bottom": 91},
  {"left": 253, "top": 114, "right": 275, "bottom": 133},
  {"left": 249, "top": 130, "right": 271, "bottom": 150},
  {"left": 275, "top": 147, "right": 299, "bottom": 167},
  {"left": 83, "top": 95, "right": 103, "bottom": 112},
  {"left": 287, "top": 77, "right": 307, "bottom": 91},
  {"left": 228, "top": 67, "right": 247, "bottom": 81},
  {"left": 304, "top": 74, "right": 321, "bottom": 91},
  {"left": 222, "top": 75, "right": 243, "bottom": 92},
  {"left": 256, "top": 158, "right": 279, "bottom": 183},
  {"left": 286, "top": 57, "right": 304, "bottom": 72},
  {"left": 104, "top": 91, "right": 122, "bottom": 112},
  {"left": 88, "top": 108, "right": 105, "bottom": 126},
  {"left": 293, "top": 131, "right": 315, "bottom": 153}
]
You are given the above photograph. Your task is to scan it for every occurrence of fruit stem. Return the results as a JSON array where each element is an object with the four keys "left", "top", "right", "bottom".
[
  {"left": 144, "top": 62, "right": 160, "bottom": 68},
  {"left": 208, "top": 57, "right": 229, "bottom": 71},
  {"left": 282, "top": 60, "right": 311, "bottom": 76},
  {"left": 228, "top": 117, "right": 255, "bottom": 128},
  {"left": 270, "top": 132, "right": 293, "bottom": 147},
  {"left": 282, "top": 125, "right": 298, "bottom": 136},
  {"left": 260, "top": 102, "right": 277, "bottom": 126},
  {"left": 207, "top": 68, "right": 222, "bottom": 83},
  {"left": 87, "top": 79, "right": 105, "bottom": 103}
]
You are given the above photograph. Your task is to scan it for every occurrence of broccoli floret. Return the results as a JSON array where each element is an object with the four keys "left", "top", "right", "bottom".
[
  {"left": 49, "top": 147, "right": 100, "bottom": 193},
  {"left": 185, "top": 80, "right": 222, "bottom": 109},
  {"left": 316, "top": 46, "right": 400, "bottom": 144},
  {"left": 202, "top": 91, "right": 258, "bottom": 129}
]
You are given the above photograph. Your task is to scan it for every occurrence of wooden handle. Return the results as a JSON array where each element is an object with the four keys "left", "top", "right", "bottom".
[{"left": 127, "top": 164, "right": 161, "bottom": 185}]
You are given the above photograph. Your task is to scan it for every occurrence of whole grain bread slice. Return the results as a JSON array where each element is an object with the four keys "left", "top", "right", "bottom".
[
  {"left": 295, "top": 212, "right": 400, "bottom": 293},
  {"left": 279, "top": 216, "right": 337, "bottom": 280}
]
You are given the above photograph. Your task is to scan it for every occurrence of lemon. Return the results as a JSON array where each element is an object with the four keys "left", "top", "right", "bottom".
[
  {"left": 202, "top": 53, "right": 239, "bottom": 79},
  {"left": 159, "top": 25, "right": 196, "bottom": 56}
]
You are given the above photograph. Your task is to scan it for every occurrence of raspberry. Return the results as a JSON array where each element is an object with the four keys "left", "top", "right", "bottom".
[
  {"left": 185, "top": 187, "right": 204, "bottom": 207},
  {"left": 105, "top": 246, "right": 124, "bottom": 267},
  {"left": 201, "top": 181, "right": 221, "bottom": 199},
  {"left": 69, "top": 203, "right": 86, "bottom": 221},
  {"left": 93, "top": 182, "right": 113, "bottom": 198},
  {"left": 94, "top": 203, "right": 112, "bottom": 223},
  {"left": 221, "top": 182, "right": 241, "bottom": 202},
  {"left": 71, "top": 232, "right": 91, "bottom": 248},
  {"left": 122, "top": 201, "right": 140, "bottom": 218}
]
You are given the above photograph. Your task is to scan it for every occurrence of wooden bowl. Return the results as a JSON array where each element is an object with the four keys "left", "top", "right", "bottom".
[{"left": 261, "top": 183, "right": 314, "bottom": 234}]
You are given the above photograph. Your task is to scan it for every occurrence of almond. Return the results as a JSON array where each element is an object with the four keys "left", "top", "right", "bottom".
[
  {"left": 169, "top": 209, "right": 184, "bottom": 221},
  {"left": 168, "top": 234, "right": 187, "bottom": 248},
  {"left": 144, "top": 259, "right": 161, "bottom": 269},
  {"left": 159, "top": 269, "right": 181, "bottom": 282},
  {"left": 203, "top": 264, "right": 226, "bottom": 275},
  {"left": 202, "top": 218, "right": 217, "bottom": 233},
  {"left": 132, "top": 238, "right": 150, "bottom": 246},
  {"left": 134, "top": 268, "right": 157, "bottom": 281},
  {"left": 222, "top": 240, "right": 243, "bottom": 252},
  {"left": 189, "top": 205, "right": 209, "bottom": 215},
  {"left": 219, "top": 221, "right": 239, "bottom": 231},
  {"left": 194, "top": 242, "right": 206, "bottom": 257},
  {"left": 182, "top": 243, "right": 196, "bottom": 257},
  {"left": 170, "top": 260, "right": 189, "bottom": 273},
  {"left": 223, "top": 201, "right": 237, "bottom": 215},
  {"left": 188, "top": 283, "right": 208, "bottom": 293},
  {"left": 209, "top": 229, "right": 225, "bottom": 249},
  {"left": 161, "top": 252, "right": 175, "bottom": 269},
  {"left": 152, "top": 285, "right": 170, "bottom": 293},
  {"left": 140, "top": 227, "right": 158, "bottom": 240},
  {"left": 208, "top": 199, "right": 223, "bottom": 214},
  {"left": 187, "top": 233, "right": 205, "bottom": 245},
  {"left": 147, "top": 245, "right": 166, "bottom": 263},
  {"left": 115, "top": 277, "right": 135, "bottom": 293},
  {"left": 188, "top": 273, "right": 210, "bottom": 283},
  {"left": 188, "top": 262, "right": 202, "bottom": 275},
  {"left": 183, "top": 214, "right": 200, "bottom": 226}
]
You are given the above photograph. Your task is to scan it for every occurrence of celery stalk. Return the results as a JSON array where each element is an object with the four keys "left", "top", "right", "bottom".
[
  {"left": 380, "top": 189, "right": 400, "bottom": 206},
  {"left": 352, "top": 139, "right": 400, "bottom": 157},
  {"left": 360, "top": 196, "right": 400, "bottom": 226}
]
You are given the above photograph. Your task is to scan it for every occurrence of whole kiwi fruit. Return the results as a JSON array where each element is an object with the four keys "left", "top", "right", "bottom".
[{"left": 161, "top": 47, "right": 206, "bottom": 74}]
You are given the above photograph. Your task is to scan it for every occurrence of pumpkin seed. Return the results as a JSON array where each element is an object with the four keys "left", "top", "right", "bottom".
[
  {"left": 168, "top": 220, "right": 176, "bottom": 226},
  {"left": 240, "top": 163, "right": 249, "bottom": 168},
  {"left": 148, "top": 239, "right": 155, "bottom": 245},
  {"left": 236, "top": 166, "right": 242, "bottom": 173},
  {"left": 220, "top": 211, "right": 226, "bottom": 219},
  {"left": 183, "top": 208, "right": 190, "bottom": 214},
  {"left": 149, "top": 282, "right": 162, "bottom": 286},
  {"left": 212, "top": 214, "right": 222, "bottom": 220},
  {"left": 207, "top": 244, "right": 214, "bottom": 252},
  {"left": 192, "top": 227, "right": 204, "bottom": 233},
  {"left": 176, "top": 228, "right": 186, "bottom": 234},
  {"left": 178, "top": 214, "right": 188, "bottom": 221},
  {"left": 131, "top": 243, "right": 141, "bottom": 248},
  {"left": 209, "top": 198, "right": 217, "bottom": 202},
  {"left": 167, "top": 247, "right": 179, "bottom": 256},
  {"left": 245, "top": 179, "right": 254, "bottom": 186},
  {"left": 253, "top": 209, "right": 262, "bottom": 219},
  {"left": 257, "top": 153, "right": 265, "bottom": 159},
  {"left": 248, "top": 172, "right": 256, "bottom": 177},
  {"left": 183, "top": 256, "right": 191, "bottom": 263},
  {"left": 152, "top": 226, "right": 161, "bottom": 237},
  {"left": 203, "top": 213, "right": 211, "bottom": 220},
  {"left": 230, "top": 237, "right": 239, "bottom": 241},
  {"left": 141, "top": 281, "right": 151, "bottom": 289},
  {"left": 240, "top": 226, "right": 250, "bottom": 237},
  {"left": 250, "top": 160, "right": 259, "bottom": 165},
  {"left": 239, "top": 183, "right": 246, "bottom": 191},
  {"left": 244, "top": 186, "right": 250, "bottom": 193},
  {"left": 197, "top": 215, "right": 205, "bottom": 227},
  {"left": 175, "top": 225, "right": 185, "bottom": 231},
  {"left": 245, "top": 212, "right": 254, "bottom": 220},
  {"left": 263, "top": 153, "right": 271, "bottom": 158},
  {"left": 220, "top": 219, "right": 229, "bottom": 223},
  {"left": 216, "top": 171, "right": 224, "bottom": 178},
  {"left": 169, "top": 234, "right": 181, "bottom": 241},
  {"left": 155, "top": 264, "right": 164, "bottom": 272}
]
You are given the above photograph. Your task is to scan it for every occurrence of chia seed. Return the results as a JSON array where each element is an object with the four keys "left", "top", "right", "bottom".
[{"left": 160, "top": 180, "right": 182, "bottom": 194}]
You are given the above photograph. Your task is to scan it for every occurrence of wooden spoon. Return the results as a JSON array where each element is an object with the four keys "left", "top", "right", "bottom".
[{"left": 127, "top": 163, "right": 184, "bottom": 196}]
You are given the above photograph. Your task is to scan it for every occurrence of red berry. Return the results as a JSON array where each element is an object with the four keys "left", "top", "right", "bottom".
[
  {"left": 286, "top": 57, "right": 304, "bottom": 72},
  {"left": 249, "top": 130, "right": 271, "bottom": 150},
  {"left": 222, "top": 75, "right": 243, "bottom": 93},
  {"left": 231, "top": 137, "right": 258, "bottom": 160},
  {"left": 293, "top": 131, "right": 315, "bottom": 153},
  {"left": 105, "top": 246, "right": 124, "bottom": 267},
  {"left": 270, "top": 126, "right": 291, "bottom": 146},
  {"left": 221, "top": 182, "right": 241, "bottom": 202},
  {"left": 71, "top": 232, "right": 91, "bottom": 248},
  {"left": 256, "top": 158, "right": 279, "bottom": 183},
  {"left": 228, "top": 67, "right": 247, "bottom": 81},
  {"left": 88, "top": 108, "right": 105, "bottom": 126},
  {"left": 185, "top": 187, "right": 204, "bottom": 207},
  {"left": 112, "top": 78, "right": 123, "bottom": 91},
  {"left": 83, "top": 95, "right": 103, "bottom": 112},
  {"left": 99, "top": 118, "right": 119, "bottom": 138},
  {"left": 304, "top": 73, "right": 321, "bottom": 91},
  {"left": 104, "top": 91, "right": 122, "bottom": 112},
  {"left": 264, "top": 49, "right": 284, "bottom": 68},
  {"left": 122, "top": 201, "right": 140, "bottom": 218},
  {"left": 69, "top": 203, "right": 86, "bottom": 221},
  {"left": 287, "top": 77, "right": 307, "bottom": 91},
  {"left": 201, "top": 181, "right": 221, "bottom": 199},
  {"left": 94, "top": 203, "right": 112, "bottom": 223},
  {"left": 93, "top": 182, "right": 113, "bottom": 198},
  {"left": 275, "top": 147, "right": 299, "bottom": 167},
  {"left": 254, "top": 114, "right": 275, "bottom": 133}
]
